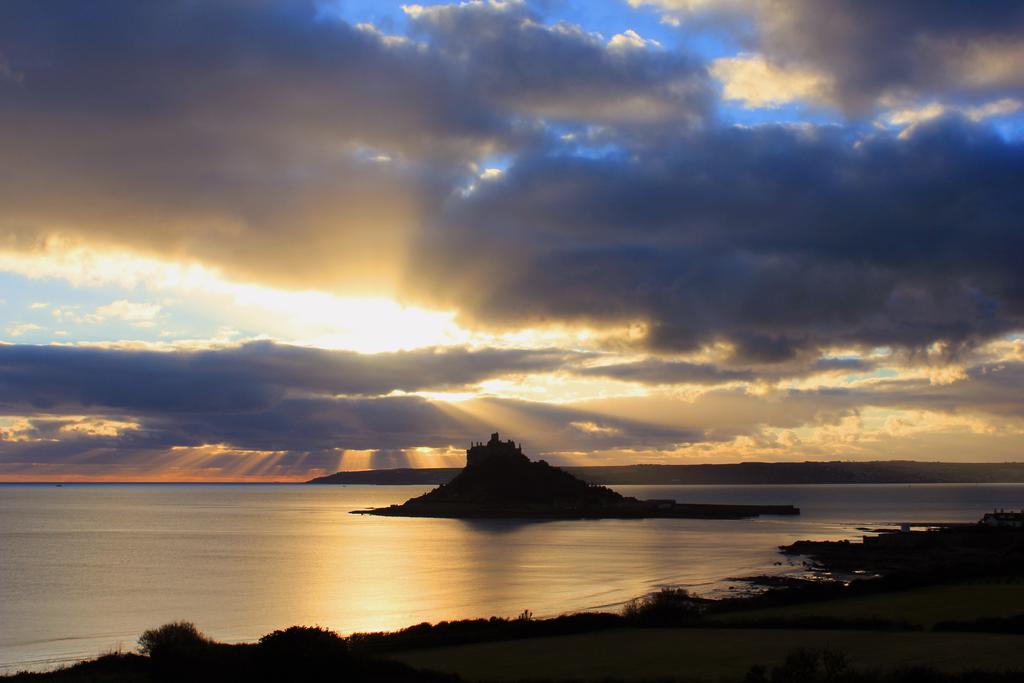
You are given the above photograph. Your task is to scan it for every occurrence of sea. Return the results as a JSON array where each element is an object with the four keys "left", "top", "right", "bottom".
[{"left": 2, "top": 482, "right": 1023, "bottom": 673}]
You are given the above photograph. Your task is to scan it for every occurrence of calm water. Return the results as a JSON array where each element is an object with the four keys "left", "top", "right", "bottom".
[{"left": 2, "top": 483, "right": 1023, "bottom": 673}]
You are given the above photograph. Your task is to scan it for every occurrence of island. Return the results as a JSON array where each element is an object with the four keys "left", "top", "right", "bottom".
[{"left": 351, "top": 433, "right": 799, "bottom": 519}]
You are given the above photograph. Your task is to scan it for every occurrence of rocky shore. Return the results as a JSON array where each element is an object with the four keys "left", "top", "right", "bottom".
[{"left": 780, "top": 517, "right": 1024, "bottom": 578}]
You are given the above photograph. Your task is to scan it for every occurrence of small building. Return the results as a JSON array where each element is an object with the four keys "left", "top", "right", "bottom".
[{"left": 980, "top": 510, "right": 1024, "bottom": 528}]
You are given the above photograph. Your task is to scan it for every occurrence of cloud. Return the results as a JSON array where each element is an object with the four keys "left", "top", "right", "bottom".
[
  {"left": 859, "top": 361, "right": 1024, "bottom": 420},
  {"left": 0, "top": 341, "right": 586, "bottom": 411},
  {"left": 0, "top": 390, "right": 702, "bottom": 478},
  {"left": 0, "top": 0, "right": 712, "bottom": 295},
  {"left": 567, "top": 359, "right": 1024, "bottom": 457},
  {"left": 405, "top": 1, "right": 711, "bottom": 125},
  {"left": 608, "top": 29, "right": 662, "bottom": 51},
  {"left": 6, "top": 323, "right": 42, "bottom": 337},
  {"left": 0, "top": 1, "right": 473, "bottom": 293},
  {"left": 0, "top": 342, "right": 701, "bottom": 477},
  {"left": 85, "top": 300, "right": 163, "bottom": 326},
  {"left": 579, "top": 359, "right": 755, "bottom": 385},
  {"left": 2, "top": 341, "right": 1022, "bottom": 477},
  {"left": 575, "top": 354, "right": 877, "bottom": 386},
  {"left": 2, "top": 1, "right": 1020, "bottom": 364},
  {"left": 1, "top": 0, "right": 1022, "bottom": 477},
  {"left": 882, "top": 98, "right": 1024, "bottom": 131},
  {"left": 637, "top": 0, "right": 1024, "bottom": 115},
  {"left": 406, "top": 115, "right": 1024, "bottom": 358},
  {"left": 711, "top": 53, "right": 832, "bottom": 109}
]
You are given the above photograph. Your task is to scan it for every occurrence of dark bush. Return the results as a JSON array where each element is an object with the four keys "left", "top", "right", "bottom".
[
  {"left": 137, "top": 621, "right": 210, "bottom": 660},
  {"left": 136, "top": 622, "right": 228, "bottom": 680},
  {"left": 622, "top": 588, "right": 705, "bottom": 625},
  {"left": 744, "top": 648, "right": 856, "bottom": 683},
  {"left": 258, "top": 625, "right": 348, "bottom": 660},
  {"left": 348, "top": 611, "right": 623, "bottom": 653}
]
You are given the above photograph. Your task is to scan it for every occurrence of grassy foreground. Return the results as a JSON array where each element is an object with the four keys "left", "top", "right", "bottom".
[
  {"left": 716, "top": 580, "right": 1024, "bottom": 629},
  {"left": 8, "top": 581, "right": 1024, "bottom": 681},
  {"left": 391, "top": 628, "right": 1024, "bottom": 682}
]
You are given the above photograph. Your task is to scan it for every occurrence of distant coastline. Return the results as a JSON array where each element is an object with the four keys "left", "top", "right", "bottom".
[
  {"left": 6, "top": 461, "right": 1024, "bottom": 486},
  {"left": 308, "top": 461, "right": 1024, "bottom": 486}
]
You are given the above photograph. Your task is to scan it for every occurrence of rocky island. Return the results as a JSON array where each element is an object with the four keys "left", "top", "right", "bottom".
[{"left": 353, "top": 433, "right": 800, "bottom": 519}]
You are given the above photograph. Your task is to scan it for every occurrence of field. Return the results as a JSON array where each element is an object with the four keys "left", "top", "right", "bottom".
[
  {"left": 717, "top": 580, "right": 1024, "bottom": 628},
  {"left": 392, "top": 628, "right": 1024, "bottom": 681},
  {"left": 392, "top": 581, "right": 1024, "bottom": 681}
]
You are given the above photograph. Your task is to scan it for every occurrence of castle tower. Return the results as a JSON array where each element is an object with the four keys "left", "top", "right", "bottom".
[{"left": 466, "top": 432, "right": 527, "bottom": 467}]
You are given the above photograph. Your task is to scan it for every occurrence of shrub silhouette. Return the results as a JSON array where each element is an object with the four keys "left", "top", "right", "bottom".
[
  {"left": 258, "top": 625, "right": 348, "bottom": 660},
  {"left": 127, "top": 622, "right": 458, "bottom": 682},
  {"left": 349, "top": 612, "right": 623, "bottom": 653},
  {"left": 622, "top": 588, "right": 704, "bottom": 625},
  {"left": 258, "top": 625, "right": 466, "bottom": 682},
  {"left": 137, "top": 621, "right": 210, "bottom": 660},
  {"left": 743, "top": 648, "right": 852, "bottom": 683}
]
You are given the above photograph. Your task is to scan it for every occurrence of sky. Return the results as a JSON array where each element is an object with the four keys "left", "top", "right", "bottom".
[{"left": 1, "top": 0, "right": 1023, "bottom": 481}]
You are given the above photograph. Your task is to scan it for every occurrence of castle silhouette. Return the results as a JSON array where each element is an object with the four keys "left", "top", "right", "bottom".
[{"left": 466, "top": 433, "right": 525, "bottom": 467}]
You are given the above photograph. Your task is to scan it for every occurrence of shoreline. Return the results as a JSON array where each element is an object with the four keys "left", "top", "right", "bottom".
[
  {"left": 7, "top": 520, "right": 1024, "bottom": 680},
  {"left": 6, "top": 491, "right": 1015, "bottom": 679},
  {"left": 8, "top": 573, "right": 1024, "bottom": 681}
]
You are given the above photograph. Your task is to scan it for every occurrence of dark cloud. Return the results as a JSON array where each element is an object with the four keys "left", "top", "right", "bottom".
[
  {"left": 0, "top": 1, "right": 468, "bottom": 291},
  {"left": 2, "top": 345, "right": 1021, "bottom": 474},
  {"left": 579, "top": 359, "right": 754, "bottom": 385},
  {"left": 0, "top": 341, "right": 581, "bottom": 412},
  {"left": 1, "top": 1, "right": 1022, "bottom": 476},
  {"left": 407, "top": 1, "right": 712, "bottom": 125},
  {"left": 572, "top": 360, "right": 1024, "bottom": 452},
  {"left": 408, "top": 116, "right": 1024, "bottom": 359},
  {"left": 645, "top": 0, "right": 1024, "bottom": 113},
  {"left": 752, "top": 0, "right": 1024, "bottom": 112},
  {"left": 0, "top": 388, "right": 699, "bottom": 473},
  {"left": 848, "top": 361, "right": 1024, "bottom": 420},
  {"left": 0, "top": 342, "right": 698, "bottom": 464},
  {"left": 2, "top": 1, "right": 1020, "bottom": 363},
  {"left": 576, "top": 354, "right": 874, "bottom": 386},
  {"left": 0, "top": 0, "right": 710, "bottom": 291},
  {"left": 0, "top": 0, "right": 511, "bottom": 160},
  {"left": 138, "top": 395, "right": 473, "bottom": 453}
]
